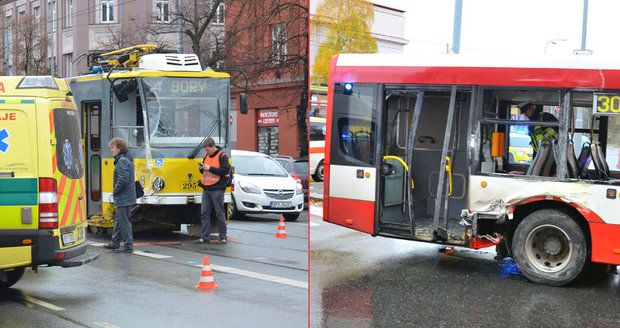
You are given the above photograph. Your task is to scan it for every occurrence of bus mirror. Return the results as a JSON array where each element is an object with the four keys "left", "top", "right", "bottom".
[
  {"left": 380, "top": 162, "right": 396, "bottom": 176},
  {"left": 239, "top": 93, "right": 248, "bottom": 115}
]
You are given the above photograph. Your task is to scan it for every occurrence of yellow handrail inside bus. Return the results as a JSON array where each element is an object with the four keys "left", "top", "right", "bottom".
[
  {"left": 383, "top": 155, "right": 414, "bottom": 189},
  {"left": 445, "top": 156, "right": 453, "bottom": 196}
]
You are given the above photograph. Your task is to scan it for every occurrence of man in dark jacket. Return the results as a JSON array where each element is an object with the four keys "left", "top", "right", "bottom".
[
  {"left": 105, "top": 137, "right": 137, "bottom": 253},
  {"left": 195, "top": 137, "right": 230, "bottom": 245}
]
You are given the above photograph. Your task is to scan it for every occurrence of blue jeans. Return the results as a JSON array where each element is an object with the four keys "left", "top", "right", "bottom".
[
  {"left": 111, "top": 205, "right": 133, "bottom": 248},
  {"left": 200, "top": 189, "right": 226, "bottom": 240}
]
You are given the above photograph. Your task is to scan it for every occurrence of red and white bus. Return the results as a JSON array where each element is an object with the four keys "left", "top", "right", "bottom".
[{"left": 323, "top": 54, "right": 620, "bottom": 286}]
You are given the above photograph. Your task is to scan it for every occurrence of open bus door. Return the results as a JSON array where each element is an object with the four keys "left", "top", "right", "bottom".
[{"left": 378, "top": 86, "right": 471, "bottom": 244}]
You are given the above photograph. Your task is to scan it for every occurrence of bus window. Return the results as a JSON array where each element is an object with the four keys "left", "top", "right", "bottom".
[
  {"left": 606, "top": 115, "right": 620, "bottom": 171},
  {"left": 89, "top": 103, "right": 101, "bottom": 151},
  {"left": 337, "top": 117, "right": 376, "bottom": 166},
  {"left": 310, "top": 120, "right": 325, "bottom": 141}
]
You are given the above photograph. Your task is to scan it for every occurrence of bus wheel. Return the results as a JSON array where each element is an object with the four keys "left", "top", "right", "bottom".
[
  {"left": 312, "top": 161, "right": 324, "bottom": 182},
  {"left": 512, "top": 209, "right": 587, "bottom": 286},
  {"left": 0, "top": 268, "right": 25, "bottom": 289}
]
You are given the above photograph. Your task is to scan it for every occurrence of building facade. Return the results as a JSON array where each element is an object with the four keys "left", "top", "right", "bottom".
[
  {"left": 226, "top": 0, "right": 307, "bottom": 158},
  {"left": 0, "top": 0, "right": 224, "bottom": 76}
]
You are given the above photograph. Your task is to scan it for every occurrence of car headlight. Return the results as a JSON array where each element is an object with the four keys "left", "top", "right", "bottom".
[
  {"left": 239, "top": 180, "right": 261, "bottom": 194},
  {"left": 295, "top": 181, "right": 303, "bottom": 195}
]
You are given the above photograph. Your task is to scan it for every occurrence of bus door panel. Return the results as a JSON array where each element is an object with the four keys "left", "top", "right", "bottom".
[
  {"left": 378, "top": 94, "right": 415, "bottom": 235},
  {"left": 327, "top": 83, "right": 380, "bottom": 234},
  {"left": 83, "top": 102, "right": 102, "bottom": 217}
]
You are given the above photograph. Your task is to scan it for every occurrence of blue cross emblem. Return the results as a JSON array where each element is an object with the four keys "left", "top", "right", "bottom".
[
  {"left": 0, "top": 128, "right": 9, "bottom": 153},
  {"left": 63, "top": 139, "right": 73, "bottom": 166}
]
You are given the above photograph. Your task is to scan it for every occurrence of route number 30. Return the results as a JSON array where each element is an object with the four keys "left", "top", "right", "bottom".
[{"left": 595, "top": 94, "right": 620, "bottom": 114}]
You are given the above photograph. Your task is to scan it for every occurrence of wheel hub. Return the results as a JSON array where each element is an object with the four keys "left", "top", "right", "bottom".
[{"left": 543, "top": 237, "right": 562, "bottom": 256}]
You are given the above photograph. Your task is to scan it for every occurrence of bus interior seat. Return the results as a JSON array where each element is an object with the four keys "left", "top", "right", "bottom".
[
  {"left": 567, "top": 142, "right": 581, "bottom": 178},
  {"left": 590, "top": 142, "right": 610, "bottom": 180},
  {"left": 526, "top": 142, "right": 555, "bottom": 176},
  {"left": 576, "top": 142, "right": 592, "bottom": 178}
]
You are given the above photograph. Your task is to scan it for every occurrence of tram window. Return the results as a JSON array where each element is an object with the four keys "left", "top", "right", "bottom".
[
  {"left": 337, "top": 117, "right": 376, "bottom": 166},
  {"left": 88, "top": 103, "right": 100, "bottom": 151},
  {"left": 310, "top": 121, "right": 325, "bottom": 141},
  {"left": 90, "top": 155, "right": 101, "bottom": 201}
]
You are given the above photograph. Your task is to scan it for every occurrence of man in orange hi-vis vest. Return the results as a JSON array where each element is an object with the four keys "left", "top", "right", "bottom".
[{"left": 195, "top": 137, "right": 231, "bottom": 245}]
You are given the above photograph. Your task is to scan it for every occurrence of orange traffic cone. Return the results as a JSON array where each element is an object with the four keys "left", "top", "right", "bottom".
[
  {"left": 196, "top": 256, "right": 217, "bottom": 290},
  {"left": 276, "top": 216, "right": 288, "bottom": 238}
]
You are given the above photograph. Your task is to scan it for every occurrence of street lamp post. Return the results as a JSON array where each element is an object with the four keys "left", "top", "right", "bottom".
[{"left": 544, "top": 39, "right": 567, "bottom": 55}]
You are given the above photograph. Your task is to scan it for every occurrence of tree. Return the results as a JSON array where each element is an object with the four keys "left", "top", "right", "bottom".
[
  {"left": 1, "top": 14, "right": 50, "bottom": 75},
  {"left": 311, "top": 0, "right": 377, "bottom": 84},
  {"left": 147, "top": 0, "right": 225, "bottom": 69}
]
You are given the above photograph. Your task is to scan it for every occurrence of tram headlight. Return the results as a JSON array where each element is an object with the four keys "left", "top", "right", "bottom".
[{"left": 152, "top": 176, "right": 165, "bottom": 192}]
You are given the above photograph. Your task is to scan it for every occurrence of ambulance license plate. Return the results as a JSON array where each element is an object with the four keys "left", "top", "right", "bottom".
[
  {"left": 62, "top": 232, "right": 75, "bottom": 246},
  {"left": 270, "top": 201, "right": 292, "bottom": 208},
  {"left": 181, "top": 181, "right": 199, "bottom": 191}
]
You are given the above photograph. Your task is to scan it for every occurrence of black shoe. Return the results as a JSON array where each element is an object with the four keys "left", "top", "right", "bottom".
[
  {"left": 103, "top": 243, "right": 119, "bottom": 250},
  {"left": 193, "top": 238, "right": 207, "bottom": 244},
  {"left": 219, "top": 238, "right": 227, "bottom": 245},
  {"left": 113, "top": 246, "right": 133, "bottom": 253}
]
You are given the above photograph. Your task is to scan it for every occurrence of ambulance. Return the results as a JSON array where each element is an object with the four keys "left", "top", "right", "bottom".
[{"left": 0, "top": 76, "right": 99, "bottom": 289}]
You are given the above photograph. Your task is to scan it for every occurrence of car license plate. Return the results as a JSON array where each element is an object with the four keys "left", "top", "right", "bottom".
[
  {"left": 270, "top": 201, "right": 292, "bottom": 208},
  {"left": 181, "top": 181, "right": 199, "bottom": 191},
  {"left": 62, "top": 232, "right": 75, "bottom": 246}
]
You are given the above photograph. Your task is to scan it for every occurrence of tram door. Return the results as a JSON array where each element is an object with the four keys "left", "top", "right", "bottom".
[{"left": 82, "top": 101, "right": 103, "bottom": 217}]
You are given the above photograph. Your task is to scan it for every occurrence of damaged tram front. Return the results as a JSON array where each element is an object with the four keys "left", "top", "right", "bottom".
[
  {"left": 68, "top": 46, "right": 238, "bottom": 232},
  {"left": 323, "top": 54, "right": 620, "bottom": 286}
]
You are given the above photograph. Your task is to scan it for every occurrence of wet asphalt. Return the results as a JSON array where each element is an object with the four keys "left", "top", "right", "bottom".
[
  {"left": 0, "top": 212, "right": 309, "bottom": 328},
  {"left": 310, "top": 206, "right": 620, "bottom": 328}
]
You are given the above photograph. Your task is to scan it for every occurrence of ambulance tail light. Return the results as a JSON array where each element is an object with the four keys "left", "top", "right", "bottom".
[{"left": 38, "top": 178, "right": 59, "bottom": 229}]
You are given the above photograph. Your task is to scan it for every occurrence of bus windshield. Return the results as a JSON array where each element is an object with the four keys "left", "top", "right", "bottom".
[{"left": 142, "top": 77, "right": 228, "bottom": 148}]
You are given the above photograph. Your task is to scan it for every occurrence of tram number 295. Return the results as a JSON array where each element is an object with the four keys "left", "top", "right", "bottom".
[
  {"left": 180, "top": 181, "right": 199, "bottom": 191},
  {"left": 594, "top": 93, "right": 620, "bottom": 115}
]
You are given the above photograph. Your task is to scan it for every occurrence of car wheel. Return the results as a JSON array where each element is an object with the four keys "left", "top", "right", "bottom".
[
  {"left": 284, "top": 213, "right": 300, "bottom": 221},
  {"left": 227, "top": 196, "right": 244, "bottom": 220},
  {"left": 511, "top": 209, "right": 587, "bottom": 286},
  {"left": 312, "top": 161, "right": 324, "bottom": 182},
  {"left": 0, "top": 268, "right": 25, "bottom": 289}
]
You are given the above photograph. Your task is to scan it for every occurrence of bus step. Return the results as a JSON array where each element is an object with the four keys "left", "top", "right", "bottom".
[
  {"left": 59, "top": 252, "right": 100, "bottom": 268},
  {"left": 379, "top": 223, "right": 412, "bottom": 233}
]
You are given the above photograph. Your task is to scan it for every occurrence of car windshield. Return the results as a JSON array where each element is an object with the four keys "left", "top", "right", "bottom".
[
  {"left": 142, "top": 77, "right": 229, "bottom": 148},
  {"left": 233, "top": 155, "right": 288, "bottom": 177},
  {"left": 294, "top": 161, "right": 308, "bottom": 175}
]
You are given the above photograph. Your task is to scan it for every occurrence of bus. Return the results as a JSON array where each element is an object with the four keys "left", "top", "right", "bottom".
[
  {"left": 0, "top": 76, "right": 99, "bottom": 288},
  {"left": 309, "top": 116, "right": 326, "bottom": 182},
  {"left": 67, "top": 45, "right": 245, "bottom": 233},
  {"left": 323, "top": 54, "right": 620, "bottom": 286}
]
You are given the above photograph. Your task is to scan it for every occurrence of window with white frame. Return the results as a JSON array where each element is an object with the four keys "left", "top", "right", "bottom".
[
  {"left": 17, "top": 5, "right": 25, "bottom": 18},
  {"left": 214, "top": 2, "right": 224, "bottom": 25},
  {"left": 66, "top": 0, "right": 73, "bottom": 27},
  {"left": 48, "top": 0, "right": 56, "bottom": 31},
  {"left": 101, "top": 0, "right": 114, "bottom": 23},
  {"left": 63, "top": 53, "right": 73, "bottom": 77},
  {"left": 272, "top": 23, "right": 287, "bottom": 65},
  {"left": 155, "top": 0, "right": 170, "bottom": 23}
]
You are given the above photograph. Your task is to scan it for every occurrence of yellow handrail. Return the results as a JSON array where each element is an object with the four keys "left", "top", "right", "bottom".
[
  {"left": 445, "top": 156, "right": 453, "bottom": 196},
  {"left": 383, "top": 155, "right": 414, "bottom": 189}
]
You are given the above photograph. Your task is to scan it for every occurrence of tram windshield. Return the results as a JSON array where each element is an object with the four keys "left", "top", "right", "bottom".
[{"left": 142, "top": 77, "right": 228, "bottom": 148}]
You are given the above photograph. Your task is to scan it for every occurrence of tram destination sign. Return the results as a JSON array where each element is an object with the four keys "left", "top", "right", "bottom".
[{"left": 593, "top": 93, "right": 620, "bottom": 115}]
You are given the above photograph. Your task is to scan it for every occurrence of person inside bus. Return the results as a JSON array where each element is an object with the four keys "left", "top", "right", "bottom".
[{"left": 518, "top": 102, "right": 559, "bottom": 155}]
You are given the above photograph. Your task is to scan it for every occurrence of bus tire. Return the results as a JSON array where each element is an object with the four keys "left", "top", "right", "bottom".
[
  {"left": 0, "top": 268, "right": 25, "bottom": 289},
  {"left": 511, "top": 209, "right": 587, "bottom": 286},
  {"left": 312, "top": 161, "right": 324, "bottom": 182}
]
